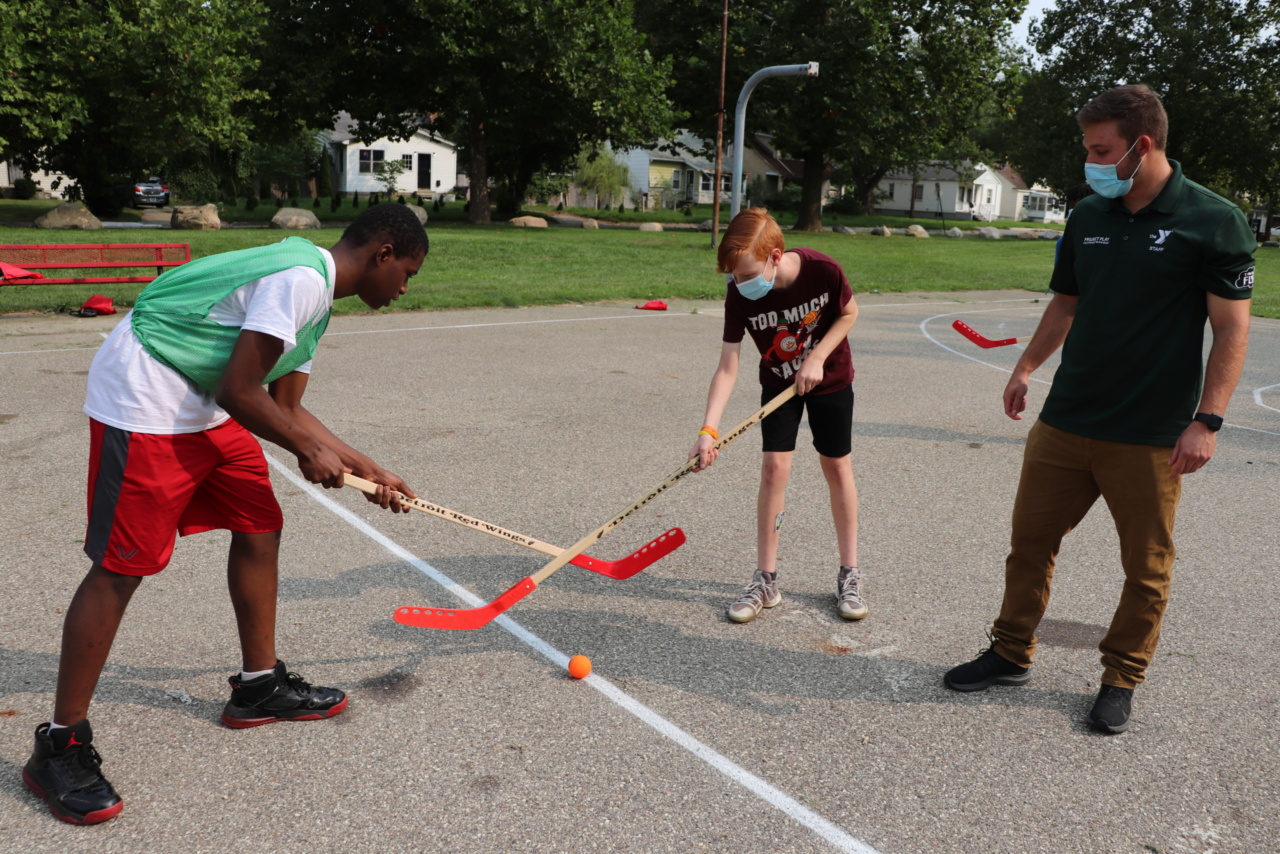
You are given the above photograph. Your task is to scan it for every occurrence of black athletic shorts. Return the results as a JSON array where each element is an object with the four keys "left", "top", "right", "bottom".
[{"left": 760, "top": 383, "right": 854, "bottom": 457}]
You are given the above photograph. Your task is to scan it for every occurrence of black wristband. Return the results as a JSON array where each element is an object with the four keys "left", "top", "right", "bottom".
[{"left": 1193, "top": 412, "right": 1223, "bottom": 432}]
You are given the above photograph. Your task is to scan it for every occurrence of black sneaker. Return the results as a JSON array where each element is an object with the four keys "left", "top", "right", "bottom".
[
  {"left": 221, "top": 660, "right": 348, "bottom": 729},
  {"left": 1086, "top": 684, "right": 1133, "bottom": 734},
  {"left": 944, "top": 642, "right": 1031, "bottom": 691},
  {"left": 23, "top": 720, "right": 123, "bottom": 825}
]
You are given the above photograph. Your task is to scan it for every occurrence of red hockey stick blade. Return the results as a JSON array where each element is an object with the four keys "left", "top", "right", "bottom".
[
  {"left": 393, "top": 576, "right": 536, "bottom": 630},
  {"left": 568, "top": 527, "right": 685, "bottom": 579},
  {"left": 952, "top": 319, "right": 1020, "bottom": 349}
]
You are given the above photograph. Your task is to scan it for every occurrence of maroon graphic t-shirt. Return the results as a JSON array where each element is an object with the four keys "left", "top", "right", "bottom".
[{"left": 722, "top": 247, "right": 854, "bottom": 394}]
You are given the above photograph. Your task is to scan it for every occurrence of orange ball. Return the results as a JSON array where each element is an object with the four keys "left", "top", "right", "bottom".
[{"left": 567, "top": 654, "right": 592, "bottom": 679}]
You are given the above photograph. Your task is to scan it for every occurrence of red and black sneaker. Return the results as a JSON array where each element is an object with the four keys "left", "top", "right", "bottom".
[
  {"left": 23, "top": 719, "right": 123, "bottom": 825},
  {"left": 221, "top": 660, "right": 348, "bottom": 729}
]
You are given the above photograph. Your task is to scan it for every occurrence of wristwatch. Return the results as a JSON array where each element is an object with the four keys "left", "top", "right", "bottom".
[{"left": 1193, "top": 412, "right": 1223, "bottom": 432}]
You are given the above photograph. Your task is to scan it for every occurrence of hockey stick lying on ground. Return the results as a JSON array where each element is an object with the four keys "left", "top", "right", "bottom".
[
  {"left": 393, "top": 383, "right": 799, "bottom": 630},
  {"left": 343, "top": 474, "right": 684, "bottom": 580},
  {"left": 952, "top": 319, "right": 1031, "bottom": 349}
]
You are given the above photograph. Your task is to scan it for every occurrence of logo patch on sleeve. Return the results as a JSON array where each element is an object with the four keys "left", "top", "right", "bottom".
[{"left": 1232, "top": 267, "right": 1254, "bottom": 290}]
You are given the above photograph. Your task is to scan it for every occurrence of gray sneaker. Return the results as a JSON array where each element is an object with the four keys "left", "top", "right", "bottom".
[
  {"left": 837, "top": 566, "right": 868, "bottom": 620},
  {"left": 727, "top": 570, "right": 780, "bottom": 623}
]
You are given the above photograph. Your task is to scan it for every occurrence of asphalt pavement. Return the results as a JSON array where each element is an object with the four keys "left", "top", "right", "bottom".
[{"left": 1, "top": 291, "right": 1277, "bottom": 853}]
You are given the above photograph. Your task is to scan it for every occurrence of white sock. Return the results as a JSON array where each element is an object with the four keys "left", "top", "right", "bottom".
[
  {"left": 48, "top": 721, "right": 68, "bottom": 731},
  {"left": 240, "top": 667, "right": 275, "bottom": 681}
]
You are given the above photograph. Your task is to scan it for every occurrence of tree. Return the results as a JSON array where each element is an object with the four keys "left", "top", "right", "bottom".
[
  {"left": 638, "top": 0, "right": 1024, "bottom": 231},
  {"left": 0, "top": 0, "right": 268, "bottom": 216},
  {"left": 1010, "top": 0, "right": 1280, "bottom": 200},
  {"left": 261, "top": 0, "right": 679, "bottom": 224},
  {"left": 571, "top": 147, "right": 630, "bottom": 209}
]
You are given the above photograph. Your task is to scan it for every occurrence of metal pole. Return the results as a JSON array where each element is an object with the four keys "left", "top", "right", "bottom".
[{"left": 730, "top": 62, "right": 818, "bottom": 220}]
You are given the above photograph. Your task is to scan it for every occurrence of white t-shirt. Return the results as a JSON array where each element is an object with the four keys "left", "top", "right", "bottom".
[{"left": 84, "top": 248, "right": 336, "bottom": 434}]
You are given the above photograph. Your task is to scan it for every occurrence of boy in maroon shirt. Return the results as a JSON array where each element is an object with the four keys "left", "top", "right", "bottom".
[{"left": 689, "top": 208, "right": 863, "bottom": 623}]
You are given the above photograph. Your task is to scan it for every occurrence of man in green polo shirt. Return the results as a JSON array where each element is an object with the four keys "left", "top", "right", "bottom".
[{"left": 943, "top": 84, "right": 1255, "bottom": 734}]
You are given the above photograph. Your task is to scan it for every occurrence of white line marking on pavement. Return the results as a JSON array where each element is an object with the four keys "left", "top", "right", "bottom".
[
  {"left": 326, "top": 312, "right": 684, "bottom": 337},
  {"left": 266, "top": 454, "right": 880, "bottom": 854}
]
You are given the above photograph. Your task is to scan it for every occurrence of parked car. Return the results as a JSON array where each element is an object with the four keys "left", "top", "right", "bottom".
[{"left": 132, "top": 176, "right": 170, "bottom": 208}]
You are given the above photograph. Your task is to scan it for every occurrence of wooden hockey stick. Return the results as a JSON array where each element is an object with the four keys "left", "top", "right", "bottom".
[
  {"left": 343, "top": 474, "right": 684, "bottom": 580},
  {"left": 952, "top": 319, "right": 1031, "bottom": 349},
  {"left": 393, "top": 383, "right": 799, "bottom": 630}
]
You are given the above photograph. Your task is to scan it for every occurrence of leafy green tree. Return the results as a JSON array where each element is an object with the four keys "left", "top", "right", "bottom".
[
  {"left": 261, "top": 0, "right": 678, "bottom": 224},
  {"left": 638, "top": 0, "right": 1024, "bottom": 231},
  {"left": 572, "top": 147, "right": 630, "bottom": 209},
  {"left": 1007, "top": 0, "right": 1280, "bottom": 200},
  {"left": 0, "top": 0, "right": 268, "bottom": 216}
]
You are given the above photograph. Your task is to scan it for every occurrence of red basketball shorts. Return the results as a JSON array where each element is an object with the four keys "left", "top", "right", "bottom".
[{"left": 85, "top": 418, "right": 284, "bottom": 576}]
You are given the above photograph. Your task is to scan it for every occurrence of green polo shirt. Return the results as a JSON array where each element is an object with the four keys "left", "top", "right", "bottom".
[{"left": 1040, "top": 161, "right": 1255, "bottom": 445}]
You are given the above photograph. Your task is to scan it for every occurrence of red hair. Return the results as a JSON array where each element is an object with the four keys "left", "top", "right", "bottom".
[{"left": 716, "top": 208, "right": 784, "bottom": 274}]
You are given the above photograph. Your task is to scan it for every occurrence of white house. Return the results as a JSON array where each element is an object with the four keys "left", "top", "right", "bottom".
[
  {"left": 327, "top": 113, "right": 460, "bottom": 197},
  {"left": 996, "top": 164, "right": 1064, "bottom": 223},
  {"left": 875, "top": 161, "right": 1002, "bottom": 221},
  {"left": 1, "top": 160, "right": 72, "bottom": 199}
]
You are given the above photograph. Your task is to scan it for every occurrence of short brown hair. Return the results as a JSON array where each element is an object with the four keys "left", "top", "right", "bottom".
[
  {"left": 716, "top": 208, "right": 784, "bottom": 274},
  {"left": 1077, "top": 84, "right": 1168, "bottom": 150}
]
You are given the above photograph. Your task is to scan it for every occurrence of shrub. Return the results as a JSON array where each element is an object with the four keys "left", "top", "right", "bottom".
[
  {"left": 245, "top": 195, "right": 259, "bottom": 212},
  {"left": 417, "top": 195, "right": 426, "bottom": 208},
  {"left": 313, "top": 196, "right": 321, "bottom": 208},
  {"left": 330, "top": 195, "right": 341, "bottom": 213},
  {"left": 352, "top": 191, "right": 360, "bottom": 208},
  {"left": 13, "top": 177, "right": 38, "bottom": 200},
  {"left": 274, "top": 195, "right": 284, "bottom": 208},
  {"left": 397, "top": 194, "right": 406, "bottom": 204}
]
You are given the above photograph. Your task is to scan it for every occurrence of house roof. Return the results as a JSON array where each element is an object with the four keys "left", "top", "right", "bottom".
[
  {"left": 748, "top": 134, "right": 803, "bottom": 181},
  {"left": 329, "top": 111, "right": 454, "bottom": 148},
  {"left": 999, "top": 164, "right": 1029, "bottom": 190},
  {"left": 883, "top": 161, "right": 986, "bottom": 183}
]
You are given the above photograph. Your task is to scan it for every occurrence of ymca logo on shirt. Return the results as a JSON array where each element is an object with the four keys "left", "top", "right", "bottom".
[{"left": 1148, "top": 229, "right": 1174, "bottom": 251}]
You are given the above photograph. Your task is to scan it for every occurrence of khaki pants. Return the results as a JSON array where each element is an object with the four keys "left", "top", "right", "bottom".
[{"left": 992, "top": 421, "right": 1182, "bottom": 689}]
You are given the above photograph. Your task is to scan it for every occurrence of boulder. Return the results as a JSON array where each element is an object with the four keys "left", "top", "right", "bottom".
[
  {"left": 509, "top": 215, "right": 548, "bottom": 228},
  {"left": 269, "top": 207, "right": 320, "bottom": 230},
  {"left": 978, "top": 226, "right": 1001, "bottom": 240},
  {"left": 638, "top": 222, "right": 664, "bottom": 232},
  {"left": 35, "top": 202, "right": 102, "bottom": 230},
  {"left": 581, "top": 218, "right": 599, "bottom": 229},
  {"left": 1039, "top": 230, "right": 1060, "bottom": 240},
  {"left": 870, "top": 225, "right": 892, "bottom": 236},
  {"left": 906, "top": 224, "right": 930, "bottom": 238},
  {"left": 697, "top": 219, "right": 715, "bottom": 232},
  {"left": 945, "top": 227, "right": 964, "bottom": 238},
  {"left": 172, "top": 204, "right": 222, "bottom": 230},
  {"left": 833, "top": 224, "right": 856, "bottom": 236},
  {"left": 408, "top": 205, "right": 429, "bottom": 226}
]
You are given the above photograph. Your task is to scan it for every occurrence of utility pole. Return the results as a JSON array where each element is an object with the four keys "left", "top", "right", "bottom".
[{"left": 710, "top": 0, "right": 729, "bottom": 249}]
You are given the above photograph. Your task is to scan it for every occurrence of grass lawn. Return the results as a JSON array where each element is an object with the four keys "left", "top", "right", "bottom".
[{"left": 1, "top": 222, "right": 1276, "bottom": 318}]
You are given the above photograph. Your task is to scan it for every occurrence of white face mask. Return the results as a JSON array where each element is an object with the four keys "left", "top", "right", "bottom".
[
  {"left": 729, "top": 256, "right": 776, "bottom": 300},
  {"left": 1084, "top": 137, "right": 1145, "bottom": 199}
]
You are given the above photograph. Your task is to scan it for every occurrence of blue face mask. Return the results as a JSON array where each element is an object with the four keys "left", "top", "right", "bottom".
[
  {"left": 730, "top": 258, "right": 776, "bottom": 301},
  {"left": 1084, "top": 138, "right": 1144, "bottom": 199}
]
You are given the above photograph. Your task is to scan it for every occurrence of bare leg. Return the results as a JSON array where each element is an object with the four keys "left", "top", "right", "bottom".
[
  {"left": 227, "top": 530, "right": 282, "bottom": 673},
  {"left": 53, "top": 565, "right": 143, "bottom": 725},
  {"left": 756, "top": 451, "right": 793, "bottom": 574},
  {"left": 819, "top": 453, "right": 859, "bottom": 567}
]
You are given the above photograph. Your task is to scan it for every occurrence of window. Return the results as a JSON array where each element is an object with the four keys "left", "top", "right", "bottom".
[
  {"left": 359, "top": 149, "right": 385, "bottom": 174},
  {"left": 985, "top": 188, "right": 994, "bottom": 204},
  {"left": 912, "top": 184, "right": 924, "bottom": 201},
  {"left": 670, "top": 169, "right": 681, "bottom": 190},
  {"left": 402, "top": 154, "right": 413, "bottom": 168},
  {"left": 721, "top": 173, "right": 732, "bottom": 192},
  {"left": 700, "top": 172, "right": 712, "bottom": 192},
  {"left": 887, "top": 183, "right": 895, "bottom": 200}
]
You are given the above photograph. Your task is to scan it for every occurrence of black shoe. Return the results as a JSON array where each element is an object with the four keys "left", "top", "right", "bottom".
[
  {"left": 1087, "top": 684, "right": 1133, "bottom": 734},
  {"left": 944, "top": 643, "right": 1031, "bottom": 692},
  {"left": 23, "top": 720, "right": 123, "bottom": 825},
  {"left": 222, "top": 660, "right": 348, "bottom": 728}
]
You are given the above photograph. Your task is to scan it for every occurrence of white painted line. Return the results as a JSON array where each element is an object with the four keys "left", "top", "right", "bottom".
[
  {"left": 0, "top": 345, "right": 98, "bottom": 357},
  {"left": 266, "top": 454, "right": 880, "bottom": 854},
  {"left": 325, "top": 312, "right": 686, "bottom": 337}
]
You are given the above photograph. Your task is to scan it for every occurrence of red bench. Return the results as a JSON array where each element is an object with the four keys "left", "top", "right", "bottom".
[{"left": 0, "top": 243, "right": 191, "bottom": 285}]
